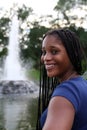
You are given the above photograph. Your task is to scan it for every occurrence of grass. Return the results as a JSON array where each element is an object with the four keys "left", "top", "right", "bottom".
[{"left": 27, "top": 68, "right": 40, "bottom": 82}]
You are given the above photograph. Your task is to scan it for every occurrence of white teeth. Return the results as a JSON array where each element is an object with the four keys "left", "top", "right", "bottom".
[{"left": 45, "top": 65, "right": 54, "bottom": 69}]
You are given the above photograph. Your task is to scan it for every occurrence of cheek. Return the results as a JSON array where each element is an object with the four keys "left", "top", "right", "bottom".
[
  {"left": 57, "top": 52, "right": 69, "bottom": 63},
  {"left": 55, "top": 54, "right": 70, "bottom": 69},
  {"left": 57, "top": 56, "right": 72, "bottom": 71}
]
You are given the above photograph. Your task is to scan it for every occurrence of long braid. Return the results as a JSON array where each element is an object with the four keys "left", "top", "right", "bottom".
[
  {"left": 64, "top": 30, "right": 82, "bottom": 73},
  {"left": 56, "top": 29, "right": 83, "bottom": 74},
  {"left": 44, "top": 29, "right": 86, "bottom": 74},
  {"left": 36, "top": 64, "right": 59, "bottom": 130},
  {"left": 41, "top": 67, "right": 59, "bottom": 111},
  {"left": 36, "top": 29, "right": 87, "bottom": 130}
]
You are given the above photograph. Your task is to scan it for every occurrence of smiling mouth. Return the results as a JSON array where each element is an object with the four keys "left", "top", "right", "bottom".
[{"left": 45, "top": 64, "right": 55, "bottom": 70}]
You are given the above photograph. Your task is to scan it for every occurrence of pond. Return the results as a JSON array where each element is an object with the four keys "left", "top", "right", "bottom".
[{"left": 0, "top": 94, "right": 38, "bottom": 130}]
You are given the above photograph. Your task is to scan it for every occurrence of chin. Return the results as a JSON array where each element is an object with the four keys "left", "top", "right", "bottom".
[{"left": 47, "top": 73, "right": 56, "bottom": 78}]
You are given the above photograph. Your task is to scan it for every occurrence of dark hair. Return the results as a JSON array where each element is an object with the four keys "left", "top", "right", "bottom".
[
  {"left": 36, "top": 29, "right": 86, "bottom": 130},
  {"left": 44, "top": 29, "right": 86, "bottom": 75}
]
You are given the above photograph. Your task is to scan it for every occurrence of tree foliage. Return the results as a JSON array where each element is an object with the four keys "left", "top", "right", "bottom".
[
  {"left": 0, "top": 2, "right": 87, "bottom": 70},
  {"left": 20, "top": 24, "right": 50, "bottom": 68},
  {"left": 51, "top": 0, "right": 87, "bottom": 28},
  {"left": 0, "top": 17, "right": 10, "bottom": 57},
  {"left": 17, "top": 4, "right": 33, "bottom": 21}
]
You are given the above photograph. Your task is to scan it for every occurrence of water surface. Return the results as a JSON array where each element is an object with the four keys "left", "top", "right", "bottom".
[{"left": 0, "top": 94, "right": 38, "bottom": 130}]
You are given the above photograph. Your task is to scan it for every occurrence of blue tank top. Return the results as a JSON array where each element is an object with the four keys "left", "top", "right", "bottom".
[{"left": 40, "top": 76, "right": 87, "bottom": 130}]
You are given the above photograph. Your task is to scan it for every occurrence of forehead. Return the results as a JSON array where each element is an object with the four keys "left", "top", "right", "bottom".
[{"left": 42, "top": 35, "right": 63, "bottom": 47}]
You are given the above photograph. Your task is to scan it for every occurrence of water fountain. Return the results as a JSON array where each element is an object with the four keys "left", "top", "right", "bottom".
[
  {"left": 0, "top": 14, "right": 38, "bottom": 95},
  {"left": 3, "top": 15, "right": 26, "bottom": 81}
]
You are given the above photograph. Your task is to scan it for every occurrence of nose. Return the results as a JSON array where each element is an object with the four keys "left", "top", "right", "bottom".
[{"left": 43, "top": 52, "right": 52, "bottom": 61}]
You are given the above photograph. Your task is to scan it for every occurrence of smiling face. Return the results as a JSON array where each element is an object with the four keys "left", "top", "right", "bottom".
[{"left": 41, "top": 35, "right": 75, "bottom": 81}]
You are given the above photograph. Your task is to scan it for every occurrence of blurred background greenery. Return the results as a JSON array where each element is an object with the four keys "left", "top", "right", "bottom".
[{"left": 0, "top": 0, "right": 87, "bottom": 78}]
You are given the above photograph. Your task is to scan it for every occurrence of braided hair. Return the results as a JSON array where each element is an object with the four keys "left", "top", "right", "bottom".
[{"left": 36, "top": 29, "right": 86, "bottom": 130}]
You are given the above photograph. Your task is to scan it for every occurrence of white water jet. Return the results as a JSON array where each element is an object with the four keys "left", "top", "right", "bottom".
[{"left": 2, "top": 15, "right": 26, "bottom": 80}]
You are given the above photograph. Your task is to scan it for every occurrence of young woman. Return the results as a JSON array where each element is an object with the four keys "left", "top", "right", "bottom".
[{"left": 36, "top": 29, "right": 87, "bottom": 130}]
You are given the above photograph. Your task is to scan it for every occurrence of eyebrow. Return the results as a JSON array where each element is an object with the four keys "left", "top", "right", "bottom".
[{"left": 42, "top": 45, "right": 59, "bottom": 49}]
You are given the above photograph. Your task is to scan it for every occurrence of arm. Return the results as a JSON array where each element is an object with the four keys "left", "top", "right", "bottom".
[{"left": 42, "top": 96, "right": 75, "bottom": 130}]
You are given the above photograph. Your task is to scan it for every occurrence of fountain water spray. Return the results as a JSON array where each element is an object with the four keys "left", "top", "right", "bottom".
[
  {"left": 3, "top": 15, "right": 26, "bottom": 80},
  {"left": 0, "top": 14, "right": 38, "bottom": 94}
]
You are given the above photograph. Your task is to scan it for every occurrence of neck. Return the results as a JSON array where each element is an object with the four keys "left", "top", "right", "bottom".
[{"left": 59, "top": 71, "right": 79, "bottom": 83}]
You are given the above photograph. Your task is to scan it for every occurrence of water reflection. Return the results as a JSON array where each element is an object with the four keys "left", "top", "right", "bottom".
[{"left": 0, "top": 94, "right": 38, "bottom": 130}]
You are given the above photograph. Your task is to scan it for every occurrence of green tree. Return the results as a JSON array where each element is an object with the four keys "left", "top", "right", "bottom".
[
  {"left": 0, "top": 5, "right": 33, "bottom": 64},
  {"left": 18, "top": 4, "right": 33, "bottom": 21},
  {"left": 51, "top": 0, "right": 87, "bottom": 28},
  {"left": 0, "top": 17, "right": 10, "bottom": 57},
  {"left": 50, "top": 0, "right": 87, "bottom": 66},
  {"left": 20, "top": 23, "right": 50, "bottom": 69}
]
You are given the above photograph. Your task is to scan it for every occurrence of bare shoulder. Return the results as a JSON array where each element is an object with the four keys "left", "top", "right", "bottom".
[
  {"left": 43, "top": 96, "right": 75, "bottom": 130},
  {"left": 49, "top": 96, "right": 75, "bottom": 112}
]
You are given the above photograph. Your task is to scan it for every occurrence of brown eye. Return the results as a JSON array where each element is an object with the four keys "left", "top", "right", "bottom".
[{"left": 51, "top": 50, "right": 58, "bottom": 55}]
